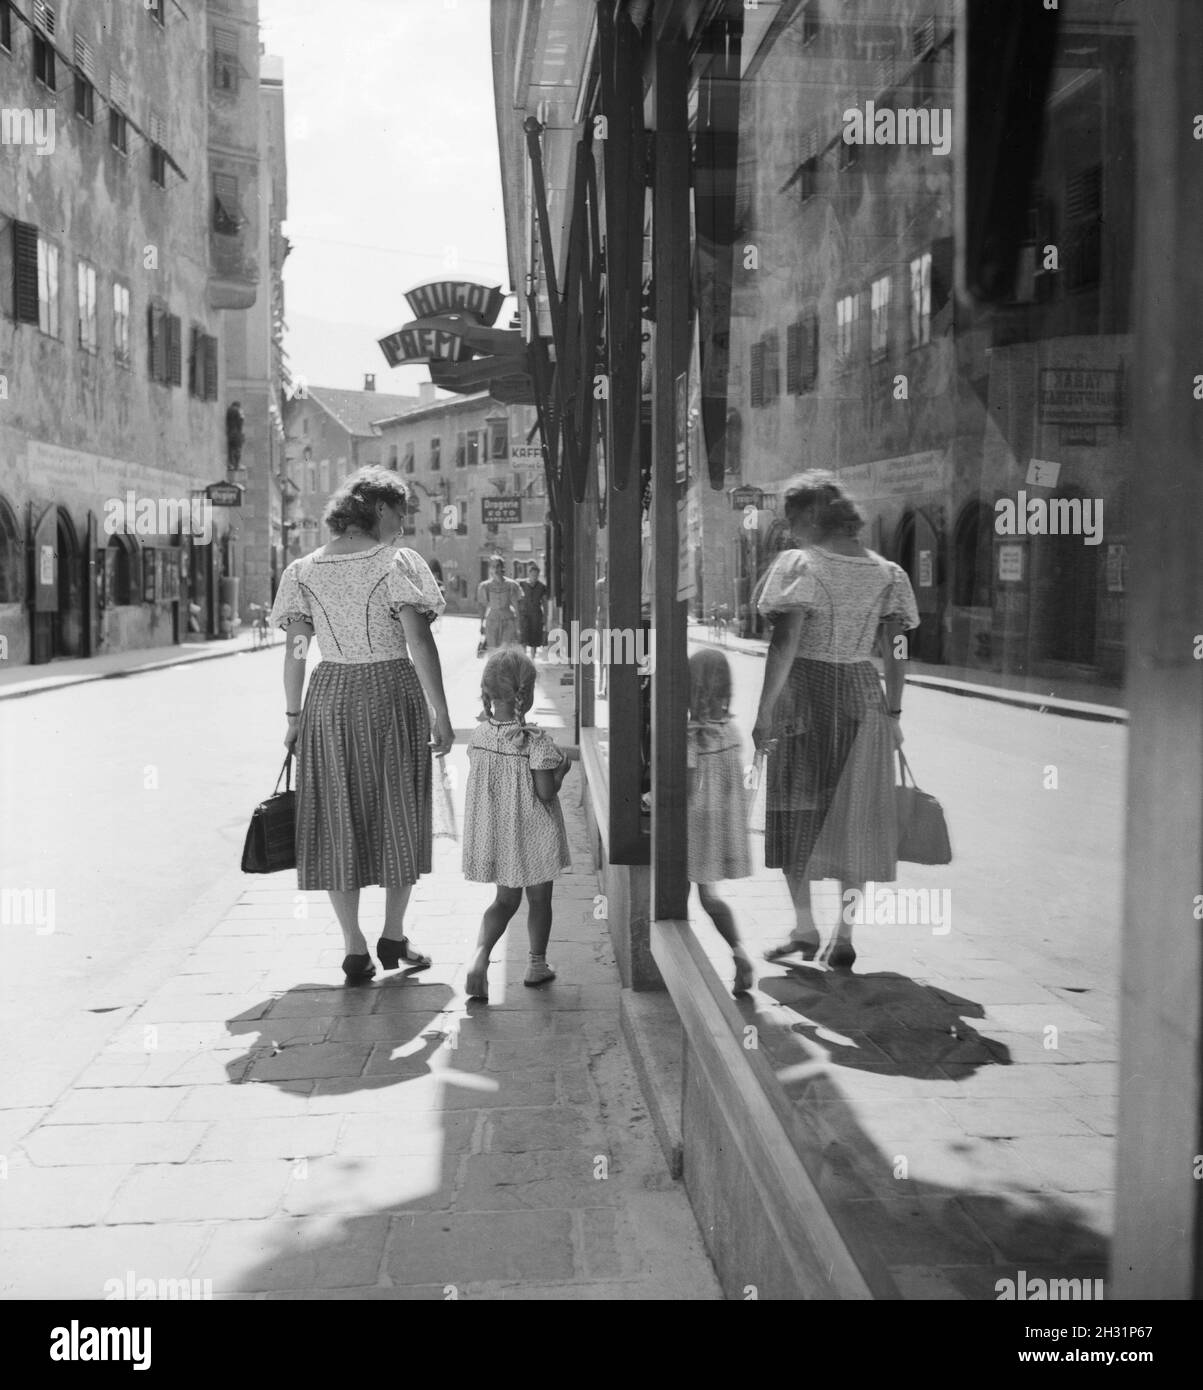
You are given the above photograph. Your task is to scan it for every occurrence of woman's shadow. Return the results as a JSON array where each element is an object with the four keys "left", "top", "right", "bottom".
[{"left": 756, "top": 964, "right": 1012, "bottom": 1075}]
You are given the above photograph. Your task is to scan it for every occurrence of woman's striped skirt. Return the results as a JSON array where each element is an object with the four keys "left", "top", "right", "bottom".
[
  {"left": 765, "top": 657, "right": 899, "bottom": 882},
  {"left": 295, "top": 657, "right": 432, "bottom": 890}
]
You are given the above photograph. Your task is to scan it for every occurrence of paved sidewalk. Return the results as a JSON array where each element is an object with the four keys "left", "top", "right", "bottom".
[
  {"left": 0, "top": 668, "right": 721, "bottom": 1301},
  {"left": 688, "top": 620, "right": 1127, "bottom": 722},
  {"left": 0, "top": 628, "right": 273, "bottom": 701}
]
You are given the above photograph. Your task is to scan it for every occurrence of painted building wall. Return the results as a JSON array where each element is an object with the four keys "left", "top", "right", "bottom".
[{"left": 0, "top": 0, "right": 261, "bottom": 664}]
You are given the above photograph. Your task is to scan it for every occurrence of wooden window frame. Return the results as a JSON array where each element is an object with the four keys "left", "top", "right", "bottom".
[
  {"left": 113, "top": 279, "right": 131, "bottom": 366},
  {"left": 77, "top": 259, "right": 98, "bottom": 353}
]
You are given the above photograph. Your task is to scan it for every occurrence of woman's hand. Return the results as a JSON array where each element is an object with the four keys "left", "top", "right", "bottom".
[
  {"left": 888, "top": 715, "right": 904, "bottom": 748},
  {"left": 430, "top": 710, "right": 454, "bottom": 756},
  {"left": 752, "top": 719, "right": 777, "bottom": 755},
  {"left": 284, "top": 714, "right": 300, "bottom": 753}
]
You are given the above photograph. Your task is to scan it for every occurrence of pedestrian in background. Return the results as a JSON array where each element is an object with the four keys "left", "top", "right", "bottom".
[
  {"left": 751, "top": 471, "right": 918, "bottom": 970},
  {"left": 477, "top": 556, "right": 523, "bottom": 651},
  {"left": 688, "top": 649, "right": 755, "bottom": 994},
  {"left": 462, "top": 648, "right": 574, "bottom": 1002},
  {"left": 271, "top": 465, "right": 454, "bottom": 984},
  {"left": 519, "top": 563, "right": 548, "bottom": 658}
]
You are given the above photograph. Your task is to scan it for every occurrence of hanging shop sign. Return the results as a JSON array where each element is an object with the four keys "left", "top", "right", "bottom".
[
  {"left": 403, "top": 281, "right": 506, "bottom": 326},
  {"left": 205, "top": 481, "right": 243, "bottom": 506},
  {"left": 378, "top": 320, "right": 473, "bottom": 368},
  {"left": 730, "top": 485, "right": 764, "bottom": 510},
  {"left": 1038, "top": 368, "right": 1124, "bottom": 426},
  {"left": 482, "top": 496, "right": 522, "bottom": 525}
]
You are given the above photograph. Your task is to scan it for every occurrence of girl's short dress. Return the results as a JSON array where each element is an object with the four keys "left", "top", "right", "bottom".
[
  {"left": 463, "top": 719, "right": 572, "bottom": 887},
  {"left": 687, "top": 717, "right": 753, "bottom": 884}
]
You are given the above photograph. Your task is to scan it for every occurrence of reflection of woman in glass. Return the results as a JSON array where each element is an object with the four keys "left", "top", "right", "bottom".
[
  {"left": 751, "top": 472, "right": 918, "bottom": 971},
  {"left": 477, "top": 556, "right": 523, "bottom": 650},
  {"left": 519, "top": 563, "right": 548, "bottom": 658}
]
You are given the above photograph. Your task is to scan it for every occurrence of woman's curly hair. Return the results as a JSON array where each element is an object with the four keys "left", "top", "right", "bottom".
[
  {"left": 480, "top": 646, "right": 536, "bottom": 720},
  {"left": 323, "top": 465, "right": 411, "bottom": 536},
  {"left": 782, "top": 469, "right": 866, "bottom": 538}
]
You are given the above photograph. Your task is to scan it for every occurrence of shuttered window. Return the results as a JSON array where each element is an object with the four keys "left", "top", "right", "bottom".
[
  {"left": 148, "top": 304, "right": 169, "bottom": 382},
  {"left": 799, "top": 310, "right": 819, "bottom": 392},
  {"left": 749, "top": 341, "right": 765, "bottom": 407},
  {"left": 213, "top": 174, "right": 240, "bottom": 234},
  {"left": 12, "top": 221, "right": 40, "bottom": 325},
  {"left": 167, "top": 314, "right": 182, "bottom": 386},
  {"left": 74, "top": 35, "right": 96, "bottom": 121},
  {"left": 113, "top": 281, "right": 131, "bottom": 365},
  {"left": 203, "top": 335, "right": 218, "bottom": 400},
  {"left": 762, "top": 330, "right": 780, "bottom": 401},
  {"left": 213, "top": 27, "right": 239, "bottom": 92}
]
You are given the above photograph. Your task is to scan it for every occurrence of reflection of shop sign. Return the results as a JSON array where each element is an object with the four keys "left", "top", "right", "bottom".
[
  {"left": 1038, "top": 369, "right": 1123, "bottom": 425},
  {"left": 839, "top": 451, "right": 946, "bottom": 499},
  {"left": 510, "top": 445, "right": 542, "bottom": 460},
  {"left": 1106, "top": 544, "right": 1127, "bottom": 594},
  {"left": 205, "top": 482, "right": 243, "bottom": 506},
  {"left": 998, "top": 544, "right": 1024, "bottom": 582},
  {"left": 40, "top": 545, "right": 55, "bottom": 585},
  {"left": 514, "top": 537, "right": 533, "bottom": 553},
  {"left": 918, "top": 550, "right": 933, "bottom": 587},
  {"left": 730, "top": 486, "right": 764, "bottom": 510},
  {"left": 482, "top": 497, "right": 521, "bottom": 525}
]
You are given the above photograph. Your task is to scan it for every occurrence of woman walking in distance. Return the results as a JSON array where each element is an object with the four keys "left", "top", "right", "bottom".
[
  {"left": 477, "top": 556, "right": 524, "bottom": 651},
  {"left": 271, "top": 466, "right": 454, "bottom": 983},
  {"left": 518, "top": 563, "right": 549, "bottom": 658},
  {"left": 751, "top": 471, "right": 918, "bottom": 971}
]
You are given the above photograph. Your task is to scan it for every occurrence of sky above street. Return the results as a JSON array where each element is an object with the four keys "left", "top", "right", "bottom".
[{"left": 259, "top": 0, "right": 511, "bottom": 396}]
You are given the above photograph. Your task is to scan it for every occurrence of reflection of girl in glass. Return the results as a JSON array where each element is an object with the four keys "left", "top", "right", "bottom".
[
  {"left": 688, "top": 650, "right": 755, "bottom": 994},
  {"left": 477, "top": 556, "right": 523, "bottom": 650}
]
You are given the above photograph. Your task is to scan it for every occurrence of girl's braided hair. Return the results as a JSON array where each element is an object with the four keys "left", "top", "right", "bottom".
[
  {"left": 480, "top": 646, "right": 537, "bottom": 721},
  {"left": 689, "top": 648, "right": 733, "bottom": 722}
]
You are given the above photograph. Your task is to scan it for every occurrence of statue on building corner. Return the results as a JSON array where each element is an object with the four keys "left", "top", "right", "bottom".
[{"left": 226, "top": 401, "right": 245, "bottom": 471}]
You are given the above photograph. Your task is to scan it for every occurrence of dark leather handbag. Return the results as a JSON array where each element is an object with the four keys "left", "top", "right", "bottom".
[
  {"left": 895, "top": 750, "right": 952, "bottom": 865},
  {"left": 241, "top": 754, "right": 297, "bottom": 873}
]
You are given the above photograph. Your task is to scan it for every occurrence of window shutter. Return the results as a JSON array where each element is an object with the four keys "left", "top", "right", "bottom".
[
  {"left": 110, "top": 70, "right": 129, "bottom": 112},
  {"left": 74, "top": 34, "right": 96, "bottom": 81},
  {"left": 749, "top": 341, "right": 765, "bottom": 407},
  {"left": 930, "top": 236, "right": 954, "bottom": 317},
  {"left": 801, "top": 311, "right": 818, "bottom": 392},
  {"left": 785, "top": 321, "right": 801, "bottom": 395},
  {"left": 188, "top": 326, "right": 200, "bottom": 395},
  {"left": 913, "top": 17, "right": 935, "bottom": 59},
  {"left": 33, "top": 1, "right": 55, "bottom": 35},
  {"left": 763, "top": 331, "right": 780, "bottom": 401},
  {"left": 12, "top": 221, "right": 40, "bottom": 324},
  {"left": 147, "top": 303, "right": 158, "bottom": 377},
  {"left": 167, "top": 315, "right": 182, "bottom": 386},
  {"left": 204, "top": 336, "right": 219, "bottom": 400}
]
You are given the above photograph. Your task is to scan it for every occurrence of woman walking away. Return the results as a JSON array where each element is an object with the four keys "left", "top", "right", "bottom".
[
  {"left": 477, "top": 557, "right": 523, "bottom": 651},
  {"left": 688, "top": 649, "right": 756, "bottom": 995},
  {"left": 751, "top": 471, "right": 919, "bottom": 971},
  {"left": 271, "top": 466, "right": 454, "bottom": 984},
  {"left": 462, "top": 648, "right": 574, "bottom": 1002},
  {"left": 519, "top": 564, "right": 548, "bottom": 658}
]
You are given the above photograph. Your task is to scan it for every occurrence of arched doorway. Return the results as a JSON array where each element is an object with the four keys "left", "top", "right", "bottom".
[
  {"left": 1031, "top": 487, "right": 1099, "bottom": 669},
  {"left": 54, "top": 511, "right": 85, "bottom": 657},
  {"left": 950, "top": 500, "right": 995, "bottom": 667},
  {"left": 893, "top": 508, "right": 944, "bottom": 663}
]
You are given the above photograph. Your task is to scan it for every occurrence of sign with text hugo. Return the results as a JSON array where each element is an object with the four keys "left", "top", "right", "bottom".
[
  {"left": 404, "top": 282, "right": 505, "bottom": 326},
  {"left": 482, "top": 496, "right": 522, "bottom": 525}
]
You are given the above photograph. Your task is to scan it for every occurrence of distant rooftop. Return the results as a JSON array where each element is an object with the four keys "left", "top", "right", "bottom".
[{"left": 306, "top": 386, "right": 422, "bottom": 437}]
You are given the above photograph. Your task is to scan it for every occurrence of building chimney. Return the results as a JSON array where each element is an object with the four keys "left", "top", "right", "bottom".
[
  {"left": 419, "top": 381, "right": 437, "bottom": 406},
  {"left": 364, "top": 373, "right": 376, "bottom": 391}
]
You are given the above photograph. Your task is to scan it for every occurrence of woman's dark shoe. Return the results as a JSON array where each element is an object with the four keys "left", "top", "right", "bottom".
[
  {"left": 763, "top": 934, "right": 821, "bottom": 965},
  {"left": 823, "top": 941, "right": 857, "bottom": 971},
  {"left": 342, "top": 953, "right": 376, "bottom": 984},
  {"left": 376, "top": 936, "right": 432, "bottom": 971}
]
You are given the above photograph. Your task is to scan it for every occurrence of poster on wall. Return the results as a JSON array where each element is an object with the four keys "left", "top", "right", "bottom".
[
  {"left": 918, "top": 550, "right": 933, "bottom": 587},
  {"left": 998, "top": 544, "right": 1024, "bottom": 582},
  {"left": 143, "top": 548, "right": 157, "bottom": 604},
  {"left": 1106, "top": 543, "right": 1127, "bottom": 594}
]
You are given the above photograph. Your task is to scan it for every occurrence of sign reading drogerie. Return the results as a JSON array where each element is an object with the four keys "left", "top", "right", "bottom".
[
  {"left": 482, "top": 496, "right": 521, "bottom": 525},
  {"left": 1038, "top": 368, "right": 1123, "bottom": 426}
]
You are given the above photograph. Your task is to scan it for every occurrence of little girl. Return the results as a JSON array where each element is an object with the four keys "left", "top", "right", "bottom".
[
  {"left": 463, "top": 647, "right": 574, "bottom": 1002},
  {"left": 688, "top": 649, "right": 755, "bottom": 994}
]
